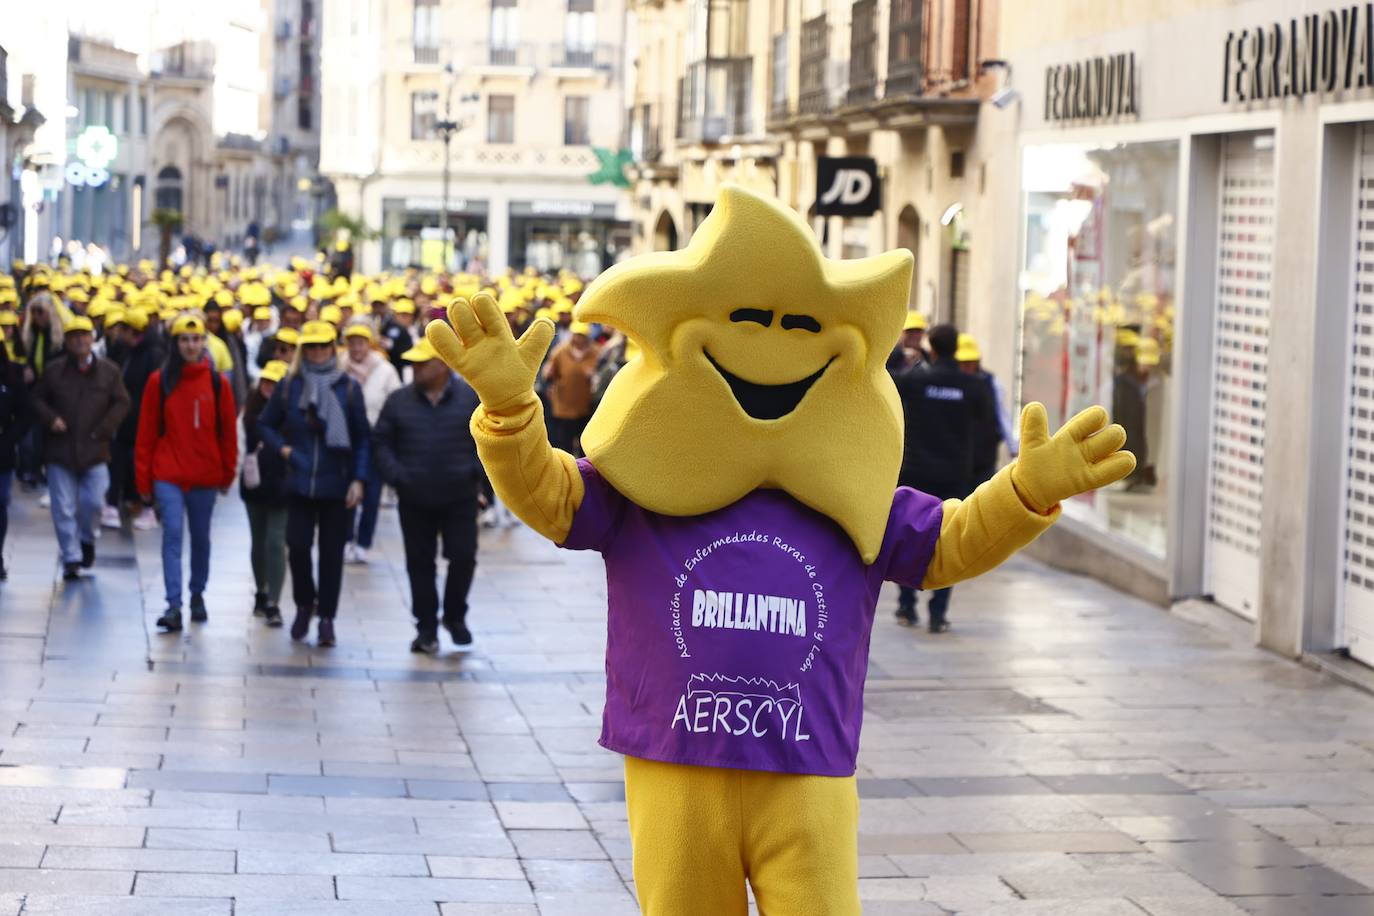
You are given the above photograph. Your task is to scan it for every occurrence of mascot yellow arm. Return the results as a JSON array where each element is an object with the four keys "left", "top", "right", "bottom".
[
  {"left": 922, "top": 403, "right": 1135, "bottom": 590},
  {"left": 427, "top": 295, "right": 584, "bottom": 544}
]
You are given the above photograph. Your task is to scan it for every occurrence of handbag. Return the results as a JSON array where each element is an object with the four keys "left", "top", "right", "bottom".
[{"left": 242, "top": 445, "right": 262, "bottom": 490}]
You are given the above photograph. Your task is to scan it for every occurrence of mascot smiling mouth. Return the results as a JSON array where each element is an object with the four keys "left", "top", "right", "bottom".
[{"left": 705, "top": 352, "right": 836, "bottom": 421}]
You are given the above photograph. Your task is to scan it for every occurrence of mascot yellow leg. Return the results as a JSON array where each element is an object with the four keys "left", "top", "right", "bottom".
[{"left": 625, "top": 756, "right": 860, "bottom": 916}]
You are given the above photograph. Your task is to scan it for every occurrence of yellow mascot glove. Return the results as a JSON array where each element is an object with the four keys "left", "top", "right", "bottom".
[
  {"left": 425, "top": 293, "right": 554, "bottom": 412},
  {"left": 1009, "top": 402, "right": 1137, "bottom": 514},
  {"left": 425, "top": 293, "right": 583, "bottom": 544}
]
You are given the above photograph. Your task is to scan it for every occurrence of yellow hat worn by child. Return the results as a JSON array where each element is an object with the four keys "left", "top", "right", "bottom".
[{"left": 426, "top": 186, "right": 1134, "bottom": 915}]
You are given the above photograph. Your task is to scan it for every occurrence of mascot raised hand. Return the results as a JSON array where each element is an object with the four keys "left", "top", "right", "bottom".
[{"left": 427, "top": 185, "right": 1134, "bottom": 916}]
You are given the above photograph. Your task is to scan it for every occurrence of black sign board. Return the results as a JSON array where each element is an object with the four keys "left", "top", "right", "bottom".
[
  {"left": 815, "top": 157, "right": 881, "bottom": 217},
  {"left": 1223, "top": 5, "right": 1374, "bottom": 103}
]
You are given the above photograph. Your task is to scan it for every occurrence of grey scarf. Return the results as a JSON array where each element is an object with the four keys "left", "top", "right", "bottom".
[{"left": 300, "top": 356, "right": 350, "bottom": 450}]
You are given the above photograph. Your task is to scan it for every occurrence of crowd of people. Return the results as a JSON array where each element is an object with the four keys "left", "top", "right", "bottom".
[
  {"left": 0, "top": 249, "right": 1019, "bottom": 647},
  {"left": 0, "top": 253, "right": 614, "bottom": 652}
]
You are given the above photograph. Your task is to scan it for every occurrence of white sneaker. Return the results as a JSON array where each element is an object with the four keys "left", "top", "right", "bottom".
[
  {"left": 101, "top": 505, "right": 122, "bottom": 529},
  {"left": 133, "top": 508, "right": 158, "bottom": 531},
  {"left": 38, "top": 492, "right": 50, "bottom": 509},
  {"left": 343, "top": 543, "right": 357, "bottom": 564},
  {"left": 353, "top": 546, "right": 370, "bottom": 564}
]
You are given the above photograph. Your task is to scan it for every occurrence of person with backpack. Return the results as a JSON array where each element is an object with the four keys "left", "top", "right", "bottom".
[
  {"left": 241, "top": 359, "right": 290, "bottom": 627},
  {"left": 134, "top": 314, "right": 238, "bottom": 633},
  {"left": 256, "top": 320, "right": 370, "bottom": 648}
]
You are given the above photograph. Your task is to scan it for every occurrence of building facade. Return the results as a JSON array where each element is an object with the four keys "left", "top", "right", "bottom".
[
  {"left": 625, "top": 0, "right": 999, "bottom": 326},
  {"left": 320, "top": 0, "right": 632, "bottom": 276},
  {"left": 969, "top": 0, "right": 1374, "bottom": 666}
]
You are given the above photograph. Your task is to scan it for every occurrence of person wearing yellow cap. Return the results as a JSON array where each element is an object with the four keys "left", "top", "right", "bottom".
[
  {"left": 202, "top": 301, "right": 249, "bottom": 407},
  {"left": 890, "top": 323, "right": 998, "bottom": 632},
  {"left": 888, "top": 310, "right": 930, "bottom": 375},
  {"left": 101, "top": 305, "right": 166, "bottom": 532},
  {"left": 241, "top": 360, "right": 292, "bottom": 627},
  {"left": 541, "top": 319, "right": 600, "bottom": 456},
  {"left": 381, "top": 299, "right": 417, "bottom": 376},
  {"left": 136, "top": 310, "right": 238, "bottom": 633},
  {"left": 954, "top": 333, "right": 1020, "bottom": 488},
  {"left": 1114, "top": 333, "right": 1160, "bottom": 492},
  {"left": 271, "top": 326, "right": 300, "bottom": 364},
  {"left": 370, "top": 335, "right": 483, "bottom": 653},
  {"left": 256, "top": 317, "right": 370, "bottom": 648},
  {"left": 30, "top": 306, "right": 132, "bottom": 581},
  {"left": 342, "top": 321, "right": 401, "bottom": 564},
  {"left": 0, "top": 311, "right": 25, "bottom": 580}
]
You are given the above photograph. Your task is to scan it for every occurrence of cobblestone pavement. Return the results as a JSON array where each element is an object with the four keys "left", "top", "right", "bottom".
[{"left": 4, "top": 486, "right": 1374, "bottom": 915}]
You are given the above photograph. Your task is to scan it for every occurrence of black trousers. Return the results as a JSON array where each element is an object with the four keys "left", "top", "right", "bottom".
[
  {"left": 398, "top": 497, "right": 478, "bottom": 639},
  {"left": 286, "top": 495, "right": 350, "bottom": 619},
  {"left": 548, "top": 416, "right": 589, "bottom": 457},
  {"left": 107, "top": 441, "right": 135, "bottom": 507}
]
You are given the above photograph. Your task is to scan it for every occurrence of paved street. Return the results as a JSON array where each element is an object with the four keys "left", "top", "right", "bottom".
[{"left": 2, "top": 487, "right": 1374, "bottom": 915}]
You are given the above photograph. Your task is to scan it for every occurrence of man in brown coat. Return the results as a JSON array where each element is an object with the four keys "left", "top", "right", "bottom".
[
  {"left": 31, "top": 317, "right": 132, "bottom": 580},
  {"left": 541, "top": 320, "right": 600, "bottom": 456}
]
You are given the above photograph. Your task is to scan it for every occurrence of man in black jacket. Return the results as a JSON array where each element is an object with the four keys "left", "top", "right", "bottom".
[
  {"left": 104, "top": 310, "right": 164, "bottom": 530},
  {"left": 894, "top": 324, "right": 993, "bottom": 633},
  {"left": 371, "top": 337, "right": 485, "bottom": 654}
]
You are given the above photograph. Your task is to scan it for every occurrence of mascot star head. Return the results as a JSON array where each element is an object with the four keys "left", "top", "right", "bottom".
[{"left": 575, "top": 185, "right": 913, "bottom": 564}]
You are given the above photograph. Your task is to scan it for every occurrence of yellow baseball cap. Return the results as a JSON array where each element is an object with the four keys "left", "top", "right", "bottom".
[
  {"left": 260, "top": 360, "right": 289, "bottom": 383},
  {"left": 253, "top": 306, "right": 273, "bottom": 321},
  {"left": 102, "top": 307, "right": 126, "bottom": 327},
  {"left": 298, "top": 320, "right": 337, "bottom": 346},
  {"left": 320, "top": 304, "right": 343, "bottom": 326},
  {"left": 401, "top": 338, "right": 439, "bottom": 362},
  {"left": 903, "top": 311, "right": 928, "bottom": 331},
  {"left": 64, "top": 316, "right": 95, "bottom": 334},
  {"left": 343, "top": 323, "right": 374, "bottom": 341},
  {"left": 1136, "top": 337, "right": 1161, "bottom": 367},
  {"left": 222, "top": 309, "right": 244, "bottom": 333},
  {"left": 0, "top": 311, "right": 17, "bottom": 327},
  {"left": 954, "top": 333, "right": 981, "bottom": 362},
  {"left": 171, "top": 314, "right": 207, "bottom": 336},
  {"left": 569, "top": 321, "right": 592, "bottom": 336},
  {"left": 275, "top": 327, "right": 300, "bottom": 346},
  {"left": 392, "top": 299, "right": 416, "bottom": 315}
]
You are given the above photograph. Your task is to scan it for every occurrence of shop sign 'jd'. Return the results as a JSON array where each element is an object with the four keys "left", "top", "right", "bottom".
[
  {"left": 1223, "top": 4, "right": 1374, "bottom": 103},
  {"left": 1044, "top": 53, "right": 1138, "bottom": 123},
  {"left": 815, "top": 157, "right": 881, "bottom": 218}
]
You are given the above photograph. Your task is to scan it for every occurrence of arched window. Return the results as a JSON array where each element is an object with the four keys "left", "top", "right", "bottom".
[{"left": 155, "top": 166, "right": 183, "bottom": 212}]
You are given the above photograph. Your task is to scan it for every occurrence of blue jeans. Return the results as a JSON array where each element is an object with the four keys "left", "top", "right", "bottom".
[
  {"left": 348, "top": 463, "right": 383, "bottom": 549},
  {"left": 48, "top": 463, "right": 108, "bottom": 565},
  {"left": 154, "top": 481, "right": 216, "bottom": 609}
]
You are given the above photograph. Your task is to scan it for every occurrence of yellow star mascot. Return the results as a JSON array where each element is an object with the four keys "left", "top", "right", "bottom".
[{"left": 427, "top": 185, "right": 1134, "bottom": 915}]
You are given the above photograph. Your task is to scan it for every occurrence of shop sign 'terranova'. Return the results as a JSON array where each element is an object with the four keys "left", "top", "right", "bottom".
[{"left": 1223, "top": 4, "right": 1374, "bottom": 103}]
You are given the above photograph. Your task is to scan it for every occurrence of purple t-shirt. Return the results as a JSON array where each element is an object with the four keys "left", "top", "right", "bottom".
[{"left": 562, "top": 459, "right": 944, "bottom": 777}]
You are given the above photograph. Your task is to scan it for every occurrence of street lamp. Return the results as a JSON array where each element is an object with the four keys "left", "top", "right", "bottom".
[{"left": 436, "top": 63, "right": 479, "bottom": 272}]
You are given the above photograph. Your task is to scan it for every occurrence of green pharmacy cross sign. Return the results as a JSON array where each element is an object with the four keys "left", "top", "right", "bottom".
[{"left": 589, "top": 147, "right": 634, "bottom": 189}]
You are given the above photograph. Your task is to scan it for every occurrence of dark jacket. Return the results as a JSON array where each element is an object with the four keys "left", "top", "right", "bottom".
[
  {"left": 256, "top": 371, "right": 370, "bottom": 501},
  {"left": 971, "top": 369, "right": 1004, "bottom": 484},
  {"left": 372, "top": 376, "right": 485, "bottom": 505},
  {"left": 116, "top": 334, "right": 166, "bottom": 446},
  {"left": 382, "top": 320, "right": 414, "bottom": 374},
  {"left": 895, "top": 357, "right": 992, "bottom": 500},
  {"left": 31, "top": 353, "right": 132, "bottom": 472},
  {"left": 241, "top": 388, "right": 290, "bottom": 503},
  {"left": 0, "top": 350, "right": 29, "bottom": 473}
]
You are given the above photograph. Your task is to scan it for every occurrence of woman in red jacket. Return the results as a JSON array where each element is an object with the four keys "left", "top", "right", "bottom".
[{"left": 135, "top": 314, "right": 238, "bottom": 633}]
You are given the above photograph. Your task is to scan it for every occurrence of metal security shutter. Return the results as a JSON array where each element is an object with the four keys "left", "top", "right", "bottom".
[
  {"left": 1204, "top": 132, "right": 1275, "bottom": 620},
  {"left": 1342, "top": 125, "right": 1374, "bottom": 663}
]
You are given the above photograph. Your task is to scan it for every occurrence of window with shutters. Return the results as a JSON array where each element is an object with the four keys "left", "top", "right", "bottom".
[
  {"left": 413, "top": 0, "right": 440, "bottom": 64},
  {"left": 886, "top": 0, "right": 922, "bottom": 96},
  {"left": 488, "top": 94, "right": 515, "bottom": 143},
  {"left": 411, "top": 91, "right": 439, "bottom": 139},
  {"left": 564, "top": 96, "right": 590, "bottom": 145}
]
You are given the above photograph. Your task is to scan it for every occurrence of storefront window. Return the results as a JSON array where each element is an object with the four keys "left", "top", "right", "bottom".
[{"left": 1019, "top": 141, "right": 1179, "bottom": 556}]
